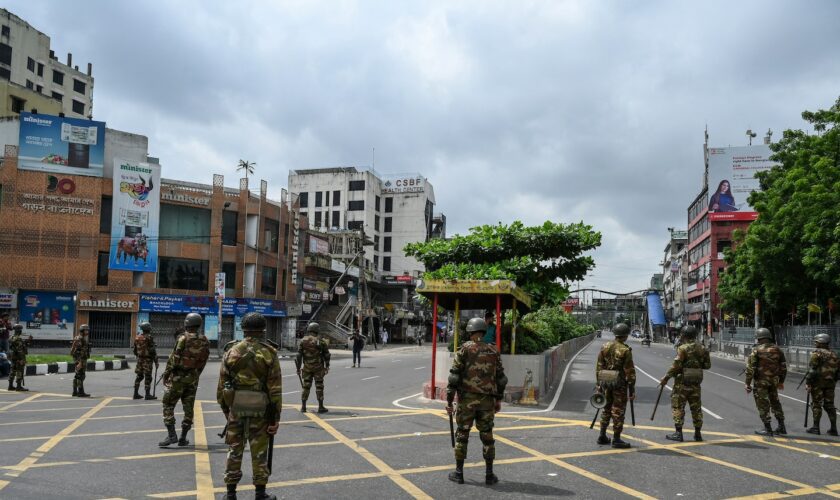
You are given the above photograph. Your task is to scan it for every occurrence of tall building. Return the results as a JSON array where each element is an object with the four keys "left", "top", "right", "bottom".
[
  {"left": 288, "top": 167, "right": 445, "bottom": 279},
  {"left": 661, "top": 230, "right": 688, "bottom": 328},
  {"left": 0, "top": 9, "right": 94, "bottom": 119}
]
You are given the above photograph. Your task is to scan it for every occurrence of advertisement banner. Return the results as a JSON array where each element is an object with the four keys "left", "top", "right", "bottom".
[
  {"left": 110, "top": 159, "right": 161, "bottom": 271},
  {"left": 0, "top": 288, "right": 18, "bottom": 309},
  {"left": 18, "top": 290, "right": 75, "bottom": 340},
  {"left": 707, "top": 145, "right": 777, "bottom": 221},
  {"left": 309, "top": 235, "right": 330, "bottom": 255},
  {"left": 139, "top": 294, "right": 286, "bottom": 317},
  {"left": 204, "top": 314, "right": 219, "bottom": 341},
  {"left": 18, "top": 112, "right": 106, "bottom": 177}
]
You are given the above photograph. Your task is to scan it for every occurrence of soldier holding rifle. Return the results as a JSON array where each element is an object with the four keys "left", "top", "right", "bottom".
[
  {"left": 805, "top": 333, "right": 838, "bottom": 436},
  {"left": 594, "top": 323, "right": 636, "bottom": 449}
]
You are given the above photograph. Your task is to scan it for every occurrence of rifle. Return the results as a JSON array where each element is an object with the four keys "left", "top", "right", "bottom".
[
  {"left": 267, "top": 405, "right": 276, "bottom": 474},
  {"left": 796, "top": 373, "right": 808, "bottom": 390},
  {"left": 218, "top": 422, "right": 228, "bottom": 439},
  {"left": 448, "top": 408, "right": 456, "bottom": 448},
  {"left": 589, "top": 407, "right": 601, "bottom": 429},
  {"left": 737, "top": 368, "right": 746, "bottom": 377},
  {"left": 804, "top": 390, "right": 810, "bottom": 429},
  {"left": 651, "top": 383, "right": 665, "bottom": 420},
  {"left": 152, "top": 364, "right": 159, "bottom": 398},
  {"left": 630, "top": 397, "right": 636, "bottom": 426}
]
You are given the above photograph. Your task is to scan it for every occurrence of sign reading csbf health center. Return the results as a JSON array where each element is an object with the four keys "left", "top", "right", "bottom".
[
  {"left": 109, "top": 159, "right": 161, "bottom": 272},
  {"left": 18, "top": 112, "right": 106, "bottom": 177}
]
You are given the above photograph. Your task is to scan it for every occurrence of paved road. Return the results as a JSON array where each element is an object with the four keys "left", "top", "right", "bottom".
[{"left": 1, "top": 340, "right": 838, "bottom": 499}]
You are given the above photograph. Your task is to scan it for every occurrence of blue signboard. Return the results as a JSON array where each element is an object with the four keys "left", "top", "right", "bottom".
[
  {"left": 18, "top": 112, "right": 106, "bottom": 177},
  {"left": 18, "top": 290, "right": 76, "bottom": 340},
  {"left": 139, "top": 294, "right": 286, "bottom": 317}
]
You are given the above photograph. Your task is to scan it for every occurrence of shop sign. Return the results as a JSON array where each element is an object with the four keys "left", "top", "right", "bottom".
[
  {"left": 334, "top": 286, "right": 346, "bottom": 295},
  {"left": 309, "top": 235, "right": 330, "bottom": 255},
  {"left": 0, "top": 288, "right": 18, "bottom": 309},
  {"left": 18, "top": 290, "right": 75, "bottom": 340},
  {"left": 302, "top": 278, "right": 318, "bottom": 291},
  {"left": 381, "top": 175, "right": 425, "bottom": 194},
  {"left": 77, "top": 292, "right": 138, "bottom": 312},
  {"left": 383, "top": 275, "right": 415, "bottom": 285},
  {"left": 287, "top": 304, "right": 303, "bottom": 317},
  {"left": 304, "top": 292, "right": 322, "bottom": 302},
  {"left": 19, "top": 192, "right": 95, "bottom": 215},
  {"left": 161, "top": 191, "right": 210, "bottom": 206},
  {"left": 139, "top": 294, "right": 286, "bottom": 317},
  {"left": 302, "top": 304, "right": 312, "bottom": 314},
  {"left": 291, "top": 216, "right": 301, "bottom": 282}
]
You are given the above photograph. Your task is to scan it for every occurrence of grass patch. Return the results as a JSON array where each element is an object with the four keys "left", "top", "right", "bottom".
[{"left": 26, "top": 355, "right": 115, "bottom": 364}]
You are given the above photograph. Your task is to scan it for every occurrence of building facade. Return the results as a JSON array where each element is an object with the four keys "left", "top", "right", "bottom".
[
  {"left": 0, "top": 9, "right": 94, "bottom": 119},
  {"left": 661, "top": 230, "right": 688, "bottom": 328}
]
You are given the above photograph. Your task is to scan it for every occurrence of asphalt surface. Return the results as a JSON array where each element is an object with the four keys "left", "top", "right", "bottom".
[{"left": 1, "top": 338, "right": 838, "bottom": 499}]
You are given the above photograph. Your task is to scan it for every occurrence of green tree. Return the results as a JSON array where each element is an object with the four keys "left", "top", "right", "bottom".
[{"left": 719, "top": 96, "right": 840, "bottom": 323}]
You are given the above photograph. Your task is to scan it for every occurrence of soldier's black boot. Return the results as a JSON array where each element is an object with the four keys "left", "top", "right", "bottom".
[
  {"left": 666, "top": 426, "right": 684, "bottom": 442},
  {"left": 300, "top": 400, "right": 307, "bottom": 413},
  {"left": 611, "top": 431, "right": 631, "bottom": 449},
  {"left": 133, "top": 384, "right": 142, "bottom": 400},
  {"left": 72, "top": 380, "right": 78, "bottom": 397},
  {"left": 597, "top": 424, "right": 611, "bottom": 445},
  {"left": 178, "top": 425, "right": 191, "bottom": 446},
  {"left": 774, "top": 420, "right": 787, "bottom": 435},
  {"left": 694, "top": 428, "right": 703, "bottom": 442},
  {"left": 827, "top": 415, "right": 838, "bottom": 436},
  {"left": 485, "top": 458, "right": 499, "bottom": 485},
  {"left": 9, "top": 376, "right": 15, "bottom": 391},
  {"left": 15, "top": 380, "right": 28, "bottom": 392},
  {"left": 225, "top": 483, "right": 236, "bottom": 500},
  {"left": 144, "top": 386, "right": 157, "bottom": 400},
  {"left": 806, "top": 416, "right": 821, "bottom": 435},
  {"left": 77, "top": 381, "right": 90, "bottom": 398},
  {"left": 254, "top": 485, "right": 276, "bottom": 500},
  {"left": 158, "top": 424, "right": 178, "bottom": 447},
  {"left": 317, "top": 399, "right": 329, "bottom": 413},
  {"left": 448, "top": 459, "right": 464, "bottom": 484},
  {"left": 755, "top": 422, "right": 773, "bottom": 437}
]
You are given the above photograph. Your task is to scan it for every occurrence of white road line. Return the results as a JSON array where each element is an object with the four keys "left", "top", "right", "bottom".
[
  {"left": 361, "top": 376, "right": 380, "bottom": 381},
  {"left": 706, "top": 370, "right": 807, "bottom": 404},
  {"left": 413, "top": 366, "right": 426, "bottom": 370},
  {"left": 392, "top": 392, "right": 424, "bottom": 410},
  {"left": 282, "top": 390, "right": 300, "bottom": 395},
  {"left": 391, "top": 360, "right": 402, "bottom": 363},
  {"left": 635, "top": 365, "right": 724, "bottom": 420}
]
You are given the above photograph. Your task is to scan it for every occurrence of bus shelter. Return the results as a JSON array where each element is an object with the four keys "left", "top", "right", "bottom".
[{"left": 415, "top": 279, "right": 532, "bottom": 399}]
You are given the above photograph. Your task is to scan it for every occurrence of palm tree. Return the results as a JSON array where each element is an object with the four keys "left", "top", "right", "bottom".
[{"left": 237, "top": 159, "right": 256, "bottom": 181}]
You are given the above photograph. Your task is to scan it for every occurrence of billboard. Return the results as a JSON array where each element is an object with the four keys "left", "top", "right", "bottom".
[
  {"left": 309, "top": 235, "right": 329, "bottom": 255},
  {"left": 138, "top": 294, "right": 287, "bottom": 317},
  {"left": 109, "top": 159, "right": 161, "bottom": 271},
  {"left": 707, "top": 145, "right": 777, "bottom": 221},
  {"left": 18, "top": 112, "right": 106, "bottom": 177},
  {"left": 381, "top": 174, "right": 425, "bottom": 194},
  {"left": 18, "top": 290, "right": 75, "bottom": 340}
]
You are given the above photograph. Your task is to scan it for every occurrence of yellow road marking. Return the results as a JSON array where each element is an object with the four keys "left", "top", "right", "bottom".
[
  {"left": 0, "top": 393, "right": 41, "bottom": 411},
  {"left": 192, "top": 401, "right": 214, "bottom": 500},
  {"left": 726, "top": 487, "right": 821, "bottom": 499},
  {"left": 304, "top": 411, "right": 432, "bottom": 499},
  {"left": 0, "top": 411, "right": 182, "bottom": 427},
  {"left": 748, "top": 435, "right": 840, "bottom": 460}
]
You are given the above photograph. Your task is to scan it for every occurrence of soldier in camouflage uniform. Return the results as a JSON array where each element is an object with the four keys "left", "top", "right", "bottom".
[
  {"left": 660, "top": 325, "right": 710, "bottom": 442},
  {"left": 70, "top": 324, "right": 92, "bottom": 397},
  {"left": 744, "top": 328, "right": 787, "bottom": 436},
  {"left": 8, "top": 325, "right": 29, "bottom": 392},
  {"left": 295, "top": 322, "right": 330, "bottom": 413},
  {"left": 159, "top": 313, "right": 210, "bottom": 447},
  {"left": 133, "top": 321, "right": 159, "bottom": 400},
  {"left": 446, "top": 317, "right": 507, "bottom": 485},
  {"left": 805, "top": 333, "right": 838, "bottom": 436},
  {"left": 595, "top": 323, "right": 636, "bottom": 449},
  {"left": 218, "top": 312, "right": 282, "bottom": 500}
]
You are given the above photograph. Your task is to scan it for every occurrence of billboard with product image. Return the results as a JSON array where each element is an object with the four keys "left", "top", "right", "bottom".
[
  {"left": 17, "top": 112, "right": 106, "bottom": 177},
  {"left": 707, "top": 145, "right": 777, "bottom": 221},
  {"left": 109, "top": 158, "right": 161, "bottom": 271},
  {"left": 18, "top": 290, "right": 75, "bottom": 340}
]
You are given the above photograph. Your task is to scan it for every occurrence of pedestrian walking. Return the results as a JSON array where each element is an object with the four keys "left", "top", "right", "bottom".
[
  {"left": 296, "top": 322, "right": 330, "bottom": 413},
  {"left": 7, "top": 324, "right": 29, "bottom": 391},
  {"left": 0, "top": 313, "right": 11, "bottom": 353},
  {"left": 745, "top": 328, "right": 786, "bottom": 436},
  {"left": 805, "top": 333, "right": 838, "bottom": 436},
  {"left": 594, "top": 323, "right": 636, "bottom": 449},
  {"left": 659, "top": 325, "right": 710, "bottom": 442},
  {"left": 70, "top": 324, "right": 91, "bottom": 397},
  {"left": 446, "top": 317, "right": 507, "bottom": 485},
  {"left": 133, "top": 321, "right": 159, "bottom": 400},
  {"left": 159, "top": 313, "right": 210, "bottom": 447},
  {"left": 218, "top": 312, "right": 281, "bottom": 500},
  {"left": 351, "top": 330, "right": 365, "bottom": 368}
]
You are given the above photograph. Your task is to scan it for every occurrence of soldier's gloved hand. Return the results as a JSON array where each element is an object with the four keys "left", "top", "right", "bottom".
[
  {"left": 805, "top": 384, "right": 811, "bottom": 392},
  {"left": 267, "top": 423, "right": 279, "bottom": 435},
  {"left": 628, "top": 386, "right": 636, "bottom": 401},
  {"left": 745, "top": 385, "right": 752, "bottom": 394},
  {"left": 659, "top": 376, "right": 669, "bottom": 387},
  {"left": 296, "top": 370, "right": 301, "bottom": 376},
  {"left": 446, "top": 404, "right": 454, "bottom": 416},
  {"left": 494, "top": 400, "right": 502, "bottom": 413}
]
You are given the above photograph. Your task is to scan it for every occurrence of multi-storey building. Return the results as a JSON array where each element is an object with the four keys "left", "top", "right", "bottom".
[
  {"left": 0, "top": 9, "right": 94, "bottom": 119},
  {"left": 661, "top": 230, "right": 688, "bottom": 328}
]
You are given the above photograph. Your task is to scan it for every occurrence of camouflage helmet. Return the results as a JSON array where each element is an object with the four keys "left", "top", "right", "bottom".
[
  {"left": 466, "top": 317, "right": 488, "bottom": 334},
  {"left": 241, "top": 312, "right": 267, "bottom": 332},
  {"left": 139, "top": 321, "right": 152, "bottom": 333},
  {"left": 184, "top": 313, "right": 202, "bottom": 329},
  {"left": 79, "top": 324, "right": 90, "bottom": 332},
  {"left": 755, "top": 328, "right": 773, "bottom": 341},
  {"left": 612, "top": 323, "right": 630, "bottom": 338},
  {"left": 681, "top": 325, "right": 698, "bottom": 338},
  {"left": 814, "top": 333, "right": 831, "bottom": 345},
  {"left": 306, "top": 322, "right": 320, "bottom": 334},
  {"left": 12, "top": 323, "right": 23, "bottom": 332}
]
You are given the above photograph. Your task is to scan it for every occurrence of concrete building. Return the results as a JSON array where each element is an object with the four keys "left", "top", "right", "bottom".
[
  {"left": 0, "top": 9, "right": 94, "bottom": 119},
  {"left": 1, "top": 80, "right": 62, "bottom": 117},
  {"left": 661, "top": 229, "right": 688, "bottom": 328}
]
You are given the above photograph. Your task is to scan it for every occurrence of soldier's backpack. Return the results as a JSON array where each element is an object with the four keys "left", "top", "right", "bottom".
[
  {"left": 682, "top": 343, "right": 705, "bottom": 385},
  {"left": 134, "top": 334, "right": 149, "bottom": 357},
  {"left": 180, "top": 333, "right": 210, "bottom": 371}
]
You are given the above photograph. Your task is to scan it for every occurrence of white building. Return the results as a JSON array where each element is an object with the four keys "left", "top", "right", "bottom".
[
  {"left": 288, "top": 167, "right": 444, "bottom": 278},
  {"left": 0, "top": 9, "right": 94, "bottom": 118},
  {"left": 662, "top": 230, "right": 688, "bottom": 328}
]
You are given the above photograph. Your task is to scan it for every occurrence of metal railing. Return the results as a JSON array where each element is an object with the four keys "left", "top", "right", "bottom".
[{"left": 720, "top": 325, "right": 840, "bottom": 349}]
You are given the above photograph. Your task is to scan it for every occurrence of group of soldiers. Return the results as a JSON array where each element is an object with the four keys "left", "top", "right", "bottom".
[
  {"left": 6, "top": 322, "right": 92, "bottom": 397},
  {"left": 594, "top": 323, "right": 839, "bottom": 450}
]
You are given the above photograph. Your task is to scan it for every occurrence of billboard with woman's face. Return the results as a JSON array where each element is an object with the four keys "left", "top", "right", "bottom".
[{"left": 707, "top": 145, "right": 777, "bottom": 221}]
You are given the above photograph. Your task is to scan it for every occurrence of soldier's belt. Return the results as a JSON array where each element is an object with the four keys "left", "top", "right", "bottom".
[
  {"left": 682, "top": 368, "right": 704, "bottom": 385},
  {"left": 597, "top": 370, "right": 620, "bottom": 387}
]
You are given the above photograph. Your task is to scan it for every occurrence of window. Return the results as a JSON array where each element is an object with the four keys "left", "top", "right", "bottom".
[
  {"left": 373, "top": 255, "right": 379, "bottom": 270},
  {"left": 332, "top": 211, "right": 339, "bottom": 228},
  {"left": 222, "top": 210, "right": 238, "bottom": 246},
  {"left": 1, "top": 26, "right": 9, "bottom": 37},
  {"left": 348, "top": 221, "right": 363, "bottom": 231},
  {"left": 261, "top": 267, "right": 277, "bottom": 295},
  {"left": 314, "top": 211, "right": 322, "bottom": 228},
  {"left": 283, "top": 223, "right": 290, "bottom": 255},
  {"left": 333, "top": 190, "right": 340, "bottom": 206},
  {"left": 325, "top": 191, "right": 330, "bottom": 207},
  {"left": 73, "top": 79, "right": 86, "bottom": 94},
  {"left": 384, "top": 197, "right": 393, "bottom": 212},
  {"left": 375, "top": 215, "right": 380, "bottom": 231},
  {"left": 281, "top": 269, "right": 287, "bottom": 297},
  {"left": 51, "top": 91, "right": 63, "bottom": 101},
  {"left": 27, "top": 57, "right": 35, "bottom": 72},
  {"left": 323, "top": 211, "right": 329, "bottom": 228},
  {"left": 375, "top": 196, "right": 381, "bottom": 211},
  {"left": 383, "top": 257, "right": 391, "bottom": 272},
  {"left": 315, "top": 191, "right": 322, "bottom": 207},
  {"left": 99, "top": 197, "right": 112, "bottom": 233},
  {"left": 0, "top": 67, "right": 9, "bottom": 81},
  {"left": 158, "top": 257, "right": 209, "bottom": 291},
  {"left": 384, "top": 236, "right": 392, "bottom": 252},
  {"left": 97, "top": 252, "right": 109, "bottom": 286},
  {"left": 72, "top": 99, "right": 85, "bottom": 115},
  {"left": 222, "top": 262, "right": 236, "bottom": 289},
  {"left": 264, "top": 218, "right": 279, "bottom": 252},
  {"left": 0, "top": 43, "right": 11, "bottom": 65},
  {"left": 35, "top": 84, "right": 42, "bottom": 93},
  {"left": 25, "top": 80, "right": 33, "bottom": 90},
  {"left": 52, "top": 70, "right": 64, "bottom": 85},
  {"left": 348, "top": 200, "right": 364, "bottom": 211},
  {"left": 384, "top": 217, "right": 392, "bottom": 232},
  {"left": 349, "top": 180, "right": 365, "bottom": 191},
  {"left": 37, "top": 62, "right": 43, "bottom": 77},
  {"left": 374, "top": 235, "right": 379, "bottom": 249},
  {"left": 159, "top": 204, "right": 211, "bottom": 243},
  {"left": 10, "top": 96, "right": 24, "bottom": 113},
  {"left": 298, "top": 192, "right": 308, "bottom": 208}
]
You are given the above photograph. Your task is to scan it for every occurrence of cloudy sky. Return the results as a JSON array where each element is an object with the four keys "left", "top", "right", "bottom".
[{"left": 10, "top": 1, "right": 840, "bottom": 292}]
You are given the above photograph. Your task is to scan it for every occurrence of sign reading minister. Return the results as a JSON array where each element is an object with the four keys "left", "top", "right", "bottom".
[{"left": 109, "top": 159, "right": 161, "bottom": 271}]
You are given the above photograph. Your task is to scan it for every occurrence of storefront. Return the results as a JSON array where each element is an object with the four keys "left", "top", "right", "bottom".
[{"left": 77, "top": 292, "right": 139, "bottom": 348}]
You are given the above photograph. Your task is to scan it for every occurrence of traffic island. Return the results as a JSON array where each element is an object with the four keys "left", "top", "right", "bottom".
[{"left": 22, "top": 359, "right": 130, "bottom": 377}]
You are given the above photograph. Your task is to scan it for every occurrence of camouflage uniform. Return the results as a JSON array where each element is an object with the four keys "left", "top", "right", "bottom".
[
  {"left": 296, "top": 334, "right": 330, "bottom": 410},
  {"left": 161, "top": 331, "right": 210, "bottom": 430},
  {"left": 806, "top": 347, "right": 839, "bottom": 433},
  {"left": 8, "top": 328, "right": 28, "bottom": 391},
  {"left": 596, "top": 340, "right": 636, "bottom": 434},
  {"left": 666, "top": 340, "right": 710, "bottom": 432},
  {"left": 133, "top": 332, "right": 158, "bottom": 398},
  {"left": 745, "top": 343, "right": 786, "bottom": 430},
  {"left": 217, "top": 336, "right": 282, "bottom": 489},
  {"left": 70, "top": 332, "right": 91, "bottom": 397}
]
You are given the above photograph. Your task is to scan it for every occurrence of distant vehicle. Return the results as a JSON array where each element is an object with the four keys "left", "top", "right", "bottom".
[{"left": 631, "top": 329, "right": 642, "bottom": 338}]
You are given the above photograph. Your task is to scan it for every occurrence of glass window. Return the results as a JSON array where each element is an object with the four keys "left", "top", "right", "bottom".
[
  {"left": 325, "top": 191, "right": 330, "bottom": 207},
  {"left": 52, "top": 70, "right": 64, "bottom": 85},
  {"left": 384, "top": 236, "right": 392, "bottom": 252},
  {"left": 384, "top": 197, "right": 393, "bottom": 213},
  {"left": 27, "top": 57, "right": 35, "bottom": 72},
  {"left": 383, "top": 257, "right": 391, "bottom": 272},
  {"left": 25, "top": 80, "right": 33, "bottom": 90},
  {"left": 51, "top": 91, "right": 63, "bottom": 101},
  {"left": 1, "top": 26, "right": 9, "bottom": 37},
  {"left": 97, "top": 252, "right": 109, "bottom": 286},
  {"left": 222, "top": 262, "right": 236, "bottom": 289},
  {"left": 35, "top": 84, "right": 42, "bottom": 93},
  {"left": 10, "top": 96, "right": 24, "bottom": 113},
  {"left": 73, "top": 79, "right": 86, "bottom": 94},
  {"left": 37, "top": 62, "right": 43, "bottom": 77},
  {"left": 348, "top": 221, "right": 363, "bottom": 231},
  {"left": 264, "top": 218, "right": 279, "bottom": 252},
  {"left": 0, "top": 67, "right": 9, "bottom": 81},
  {"left": 375, "top": 196, "right": 381, "bottom": 211},
  {"left": 0, "top": 43, "right": 11, "bottom": 65},
  {"left": 384, "top": 217, "right": 392, "bottom": 232},
  {"left": 298, "top": 192, "right": 308, "bottom": 208},
  {"left": 333, "top": 190, "right": 340, "bottom": 206},
  {"left": 158, "top": 257, "right": 209, "bottom": 291},
  {"left": 283, "top": 223, "right": 290, "bottom": 255},
  {"left": 261, "top": 267, "right": 277, "bottom": 295},
  {"left": 159, "top": 204, "right": 211, "bottom": 243},
  {"left": 281, "top": 269, "right": 287, "bottom": 297},
  {"left": 332, "top": 211, "right": 340, "bottom": 228},
  {"left": 99, "top": 197, "right": 112, "bottom": 233},
  {"left": 349, "top": 180, "right": 365, "bottom": 191},
  {"left": 375, "top": 215, "right": 380, "bottom": 231},
  {"left": 373, "top": 255, "right": 379, "bottom": 270},
  {"left": 222, "top": 210, "right": 238, "bottom": 246},
  {"left": 72, "top": 99, "right": 85, "bottom": 115},
  {"left": 348, "top": 200, "right": 364, "bottom": 211},
  {"left": 315, "top": 191, "right": 323, "bottom": 207},
  {"left": 314, "top": 211, "right": 322, "bottom": 228}
]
